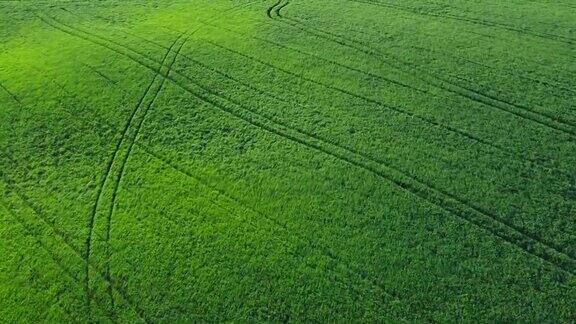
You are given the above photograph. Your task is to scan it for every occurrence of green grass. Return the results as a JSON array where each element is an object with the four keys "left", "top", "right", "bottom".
[{"left": 1, "top": 0, "right": 575, "bottom": 321}]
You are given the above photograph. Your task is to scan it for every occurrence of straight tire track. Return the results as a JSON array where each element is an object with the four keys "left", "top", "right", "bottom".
[
  {"left": 0, "top": 171, "right": 149, "bottom": 322},
  {"left": 348, "top": 0, "right": 576, "bottom": 45},
  {"left": 200, "top": 36, "right": 570, "bottom": 176},
  {"left": 268, "top": 7, "right": 576, "bottom": 137},
  {"left": 195, "top": 20, "right": 573, "bottom": 175},
  {"left": 139, "top": 145, "right": 409, "bottom": 306},
  {"left": 0, "top": 81, "right": 22, "bottom": 105}
]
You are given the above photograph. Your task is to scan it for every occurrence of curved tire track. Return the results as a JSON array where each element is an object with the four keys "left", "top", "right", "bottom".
[
  {"left": 103, "top": 33, "right": 186, "bottom": 317},
  {"left": 266, "top": 0, "right": 282, "bottom": 18},
  {"left": 275, "top": 0, "right": 290, "bottom": 17},
  {"left": 35, "top": 9, "right": 576, "bottom": 274}
]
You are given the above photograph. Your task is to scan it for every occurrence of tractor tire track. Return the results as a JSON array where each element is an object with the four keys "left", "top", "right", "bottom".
[
  {"left": 145, "top": 58, "right": 576, "bottom": 273},
  {"left": 0, "top": 172, "right": 149, "bottom": 322},
  {"left": 266, "top": 0, "right": 282, "bottom": 18},
  {"left": 0, "top": 199, "right": 102, "bottom": 321},
  {"left": 334, "top": 26, "right": 575, "bottom": 98},
  {"left": 35, "top": 10, "right": 576, "bottom": 272},
  {"left": 274, "top": 13, "right": 576, "bottom": 135},
  {"left": 79, "top": 61, "right": 118, "bottom": 85},
  {"left": 277, "top": 13, "right": 576, "bottom": 134},
  {"left": 20, "top": 67, "right": 145, "bottom": 259},
  {"left": 84, "top": 72, "right": 155, "bottom": 316},
  {"left": 201, "top": 38, "right": 570, "bottom": 176},
  {"left": 33, "top": 13, "right": 165, "bottom": 76},
  {"left": 113, "top": 144, "right": 404, "bottom": 319},
  {"left": 196, "top": 21, "right": 574, "bottom": 175},
  {"left": 275, "top": 0, "right": 290, "bottom": 16},
  {"left": 0, "top": 200, "right": 81, "bottom": 283},
  {"left": 115, "top": 149, "right": 398, "bottom": 321},
  {"left": 133, "top": 71, "right": 576, "bottom": 276},
  {"left": 94, "top": 0, "right": 253, "bottom": 303},
  {"left": 0, "top": 81, "right": 22, "bottom": 105},
  {"left": 1, "top": 202, "right": 83, "bottom": 281},
  {"left": 62, "top": 33, "right": 495, "bottom": 308},
  {"left": 268, "top": 9, "right": 576, "bottom": 137},
  {"left": 99, "top": 20, "right": 546, "bottom": 175},
  {"left": 139, "top": 16, "right": 576, "bottom": 114},
  {"left": 45, "top": 9, "right": 576, "bottom": 269},
  {"left": 0, "top": 68, "right": 123, "bottom": 306},
  {"left": 37, "top": 3, "right": 254, "bottom": 311},
  {"left": 84, "top": 38, "right": 177, "bottom": 316},
  {"left": 0, "top": 171, "right": 84, "bottom": 257},
  {"left": 400, "top": 44, "right": 576, "bottom": 99},
  {"left": 93, "top": 22, "right": 575, "bottom": 180},
  {"left": 94, "top": 0, "right": 255, "bottom": 306},
  {"left": 146, "top": 19, "right": 428, "bottom": 96},
  {"left": 102, "top": 34, "right": 186, "bottom": 313},
  {"left": 139, "top": 145, "right": 408, "bottom": 306},
  {"left": 349, "top": 0, "right": 575, "bottom": 45},
  {"left": 31, "top": 10, "right": 179, "bottom": 314},
  {"left": 69, "top": 24, "right": 576, "bottom": 272}
]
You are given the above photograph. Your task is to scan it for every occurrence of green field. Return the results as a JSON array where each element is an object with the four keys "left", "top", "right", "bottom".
[{"left": 1, "top": 0, "right": 575, "bottom": 322}]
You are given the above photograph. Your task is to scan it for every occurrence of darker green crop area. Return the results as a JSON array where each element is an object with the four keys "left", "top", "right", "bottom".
[{"left": 1, "top": 0, "right": 575, "bottom": 322}]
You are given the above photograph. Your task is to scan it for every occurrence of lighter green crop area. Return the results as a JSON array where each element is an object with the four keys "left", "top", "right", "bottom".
[{"left": 1, "top": 0, "right": 575, "bottom": 322}]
